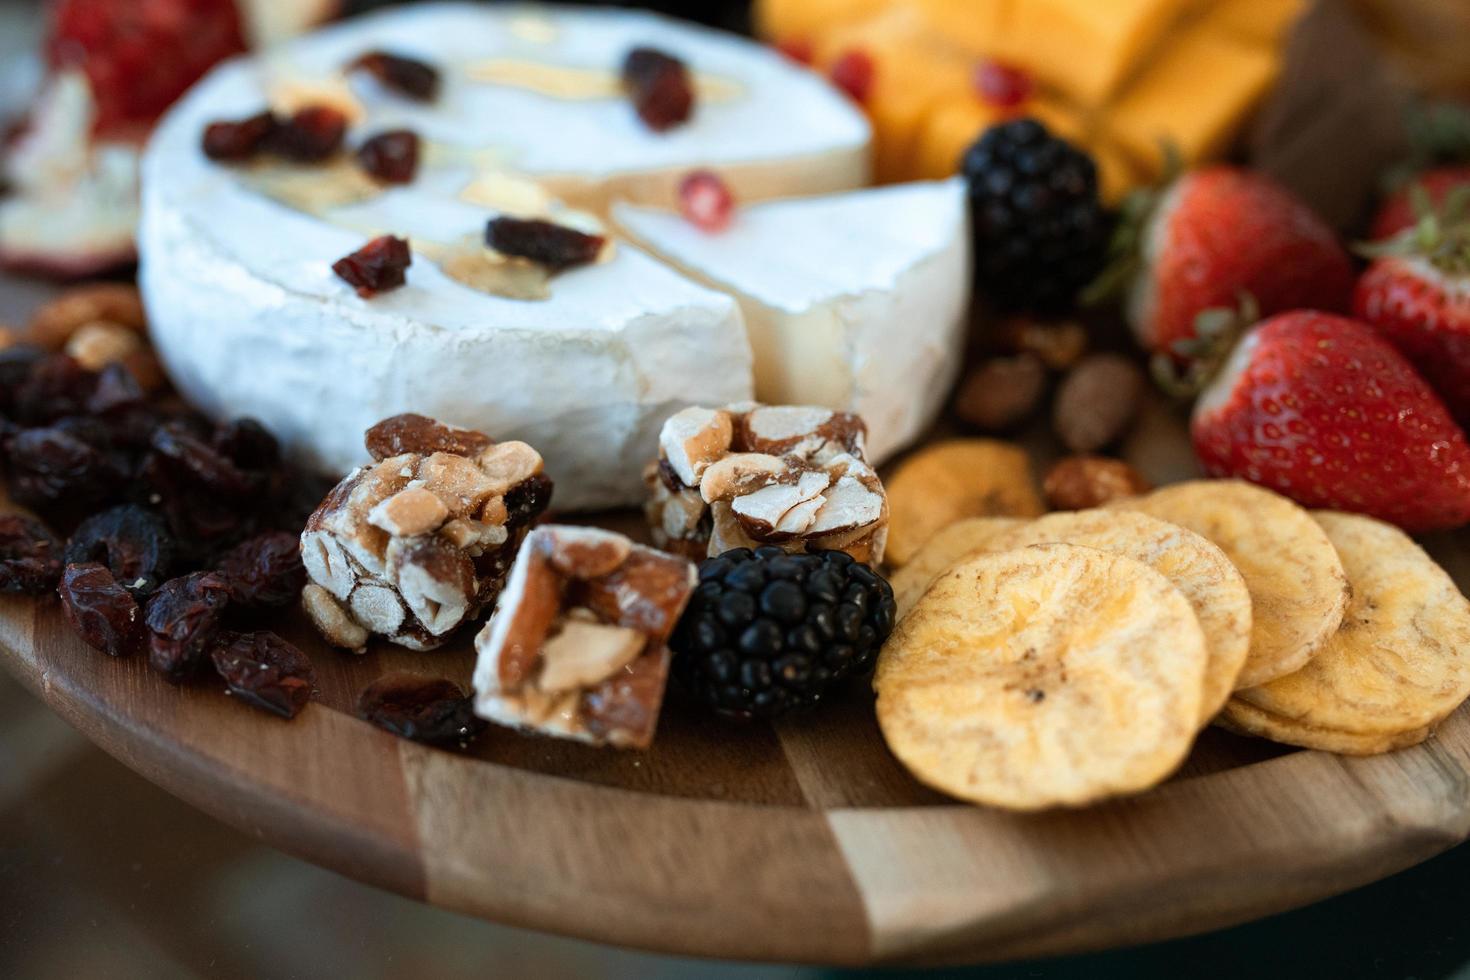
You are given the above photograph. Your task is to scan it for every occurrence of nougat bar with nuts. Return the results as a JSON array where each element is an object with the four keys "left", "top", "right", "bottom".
[
  {"left": 300, "top": 414, "right": 552, "bottom": 651},
  {"left": 471, "top": 525, "right": 696, "bottom": 749},
  {"left": 643, "top": 403, "right": 889, "bottom": 563}
]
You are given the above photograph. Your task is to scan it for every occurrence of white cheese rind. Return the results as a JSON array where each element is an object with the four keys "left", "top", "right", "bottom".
[
  {"left": 614, "top": 179, "right": 972, "bottom": 463},
  {"left": 141, "top": 2, "right": 878, "bottom": 508}
]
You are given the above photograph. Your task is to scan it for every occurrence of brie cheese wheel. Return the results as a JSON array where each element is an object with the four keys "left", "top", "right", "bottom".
[
  {"left": 140, "top": 2, "right": 871, "bottom": 509},
  {"left": 614, "top": 179, "right": 972, "bottom": 462}
]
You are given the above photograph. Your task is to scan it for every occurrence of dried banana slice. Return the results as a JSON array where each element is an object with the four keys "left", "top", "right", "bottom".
[
  {"left": 1111, "top": 480, "right": 1347, "bottom": 688},
  {"left": 1218, "top": 699, "right": 1432, "bottom": 757},
  {"left": 883, "top": 439, "right": 1043, "bottom": 568},
  {"left": 889, "top": 516, "right": 1023, "bottom": 618},
  {"left": 875, "top": 543, "right": 1206, "bottom": 810},
  {"left": 1226, "top": 511, "right": 1470, "bottom": 748}
]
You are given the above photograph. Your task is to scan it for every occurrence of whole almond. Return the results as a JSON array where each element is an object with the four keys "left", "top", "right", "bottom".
[
  {"left": 953, "top": 354, "right": 1047, "bottom": 432},
  {"left": 1043, "top": 455, "right": 1151, "bottom": 511},
  {"left": 1053, "top": 353, "right": 1144, "bottom": 452}
]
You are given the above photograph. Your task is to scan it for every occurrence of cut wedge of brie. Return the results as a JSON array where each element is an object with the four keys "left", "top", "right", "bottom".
[{"left": 615, "top": 179, "right": 972, "bottom": 462}]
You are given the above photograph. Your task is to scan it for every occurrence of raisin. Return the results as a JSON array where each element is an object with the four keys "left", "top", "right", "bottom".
[
  {"left": 202, "top": 111, "right": 278, "bottom": 161},
  {"left": 349, "top": 50, "right": 440, "bottom": 101},
  {"left": 0, "top": 344, "right": 46, "bottom": 416},
  {"left": 621, "top": 47, "right": 693, "bottom": 132},
  {"left": 216, "top": 531, "right": 305, "bottom": 607},
  {"left": 139, "top": 452, "right": 251, "bottom": 557},
  {"left": 484, "top": 218, "right": 604, "bottom": 272},
  {"left": 363, "top": 413, "right": 493, "bottom": 461},
  {"left": 12, "top": 353, "right": 97, "bottom": 425},
  {"left": 58, "top": 563, "right": 143, "bottom": 657},
  {"left": 332, "top": 235, "right": 412, "bottom": 297},
  {"left": 65, "top": 505, "right": 174, "bottom": 598},
  {"left": 0, "top": 514, "right": 64, "bottom": 594},
  {"left": 6, "top": 426, "right": 124, "bottom": 513},
  {"left": 356, "top": 671, "right": 486, "bottom": 746},
  {"left": 148, "top": 422, "right": 257, "bottom": 497},
  {"left": 144, "top": 571, "right": 230, "bottom": 682},
  {"left": 266, "top": 105, "right": 347, "bottom": 162},
  {"left": 355, "top": 129, "right": 419, "bottom": 184},
  {"left": 210, "top": 630, "right": 315, "bottom": 718},
  {"left": 86, "top": 361, "right": 147, "bottom": 415},
  {"left": 503, "top": 472, "right": 554, "bottom": 528},
  {"left": 212, "top": 418, "right": 280, "bottom": 471}
]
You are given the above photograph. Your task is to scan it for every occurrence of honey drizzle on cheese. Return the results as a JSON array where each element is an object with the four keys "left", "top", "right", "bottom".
[{"left": 464, "top": 58, "right": 742, "bottom": 103}]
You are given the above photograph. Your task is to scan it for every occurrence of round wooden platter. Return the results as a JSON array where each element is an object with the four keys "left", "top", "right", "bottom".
[{"left": 8, "top": 416, "right": 1470, "bottom": 968}]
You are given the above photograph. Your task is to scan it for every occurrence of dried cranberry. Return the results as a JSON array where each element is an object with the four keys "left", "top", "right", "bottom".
[
  {"left": 148, "top": 422, "right": 256, "bottom": 497},
  {"left": 0, "top": 514, "right": 64, "bottom": 594},
  {"left": 355, "top": 129, "right": 419, "bottom": 184},
  {"left": 216, "top": 531, "right": 305, "bottom": 607},
  {"left": 65, "top": 505, "right": 174, "bottom": 598},
  {"left": 357, "top": 672, "right": 486, "bottom": 746},
  {"left": 349, "top": 50, "right": 440, "bottom": 101},
  {"left": 830, "top": 48, "right": 875, "bottom": 103},
  {"left": 11, "top": 354, "right": 97, "bottom": 425},
  {"left": 212, "top": 418, "right": 280, "bottom": 471},
  {"left": 974, "top": 60, "right": 1033, "bottom": 110},
  {"left": 202, "top": 110, "right": 278, "bottom": 161},
  {"left": 484, "top": 218, "right": 604, "bottom": 272},
  {"left": 210, "top": 630, "right": 315, "bottom": 718},
  {"left": 363, "top": 413, "right": 494, "bottom": 461},
  {"left": 678, "top": 170, "right": 735, "bottom": 232},
  {"left": 144, "top": 571, "right": 231, "bottom": 682},
  {"left": 59, "top": 563, "right": 143, "bottom": 657},
  {"left": 503, "top": 472, "right": 554, "bottom": 528},
  {"left": 332, "top": 235, "right": 412, "bottom": 297},
  {"left": 6, "top": 426, "right": 124, "bottom": 512},
  {"left": 774, "top": 38, "right": 814, "bottom": 66},
  {"left": 621, "top": 46, "right": 694, "bottom": 132},
  {"left": 266, "top": 105, "right": 347, "bottom": 162}
]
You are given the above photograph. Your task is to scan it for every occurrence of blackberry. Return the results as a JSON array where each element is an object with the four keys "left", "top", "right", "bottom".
[
  {"left": 962, "top": 117, "right": 1109, "bottom": 312},
  {"left": 671, "top": 547, "right": 897, "bottom": 721}
]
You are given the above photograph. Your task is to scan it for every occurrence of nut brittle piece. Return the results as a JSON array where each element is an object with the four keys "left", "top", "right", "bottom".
[
  {"left": 300, "top": 414, "right": 553, "bottom": 651},
  {"left": 644, "top": 404, "right": 889, "bottom": 563},
  {"left": 472, "top": 525, "right": 697, "bottom": 749}
]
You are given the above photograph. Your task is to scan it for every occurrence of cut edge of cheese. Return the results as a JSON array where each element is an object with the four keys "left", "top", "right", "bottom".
[{"left": 612, "top": 178, "right": 972, "bottom": 465}]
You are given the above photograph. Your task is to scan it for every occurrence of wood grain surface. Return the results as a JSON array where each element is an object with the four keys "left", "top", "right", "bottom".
[{"left": 7, "top": 457, "right": 1470, "bottom": 965}]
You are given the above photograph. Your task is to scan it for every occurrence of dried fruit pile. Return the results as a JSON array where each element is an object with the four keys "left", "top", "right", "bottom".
[{"left": 1, "top": 284, "right": 328, "bottom": 718}]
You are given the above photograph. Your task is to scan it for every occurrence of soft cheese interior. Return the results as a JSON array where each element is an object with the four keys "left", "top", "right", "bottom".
[
  {"left": 141, "top": 2, "right": 873, "bottom": 509},
  {"left": 615, "top": 179, "right": 972, "bottom": 462}
]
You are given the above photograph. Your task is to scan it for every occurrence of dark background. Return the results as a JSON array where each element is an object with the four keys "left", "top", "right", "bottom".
[{"left": 4, "top": 1, "right": 1470, "bottom": 977}]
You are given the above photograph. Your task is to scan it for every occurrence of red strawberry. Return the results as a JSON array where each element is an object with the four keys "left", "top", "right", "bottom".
[
  {"left": 46, "top": 0, "right": 247, "bottom": 138},
  {"left": 1354, "top": 190, "right": 1470, "bottom": 427},
  {"left": 1113, "top": 166, "right": 1354, "bottom": 358},
  {"left": 1370, "top": 165, "right": 1470, "bottom": 241},
  {"left": 1192, "top": 311, "right": 1470, "bottom": 532}
]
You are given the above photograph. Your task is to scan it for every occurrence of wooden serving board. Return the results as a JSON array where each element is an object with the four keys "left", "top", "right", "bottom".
[{"left": 8, "top": 429, "right": 1470, "bottom": 966}]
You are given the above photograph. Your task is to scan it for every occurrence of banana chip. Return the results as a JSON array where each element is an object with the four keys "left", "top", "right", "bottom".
[
  {"left": 875, "top": 543, "right": 1206, "bottom": 810},
  {"left": 1111, "top": 480, "right": 1347, "bottom": 688},
  {"left": 1228, "top": 511, "right": 1470, "bottom": 747},
  {"left": 883, "top": 440, "right": 1043, "bottom": 569},
  {"left": 1218, "top": 699, "right": 1432, "bottom": 757},
  {"left": 889, "top": 517, "right": 1023, "bottom": 618},
  {"left": 976, "top": 510, "right": 1250, "bottom": 723}
]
